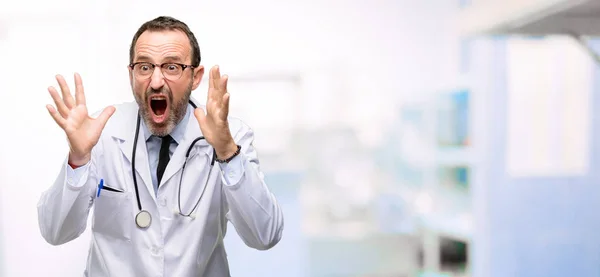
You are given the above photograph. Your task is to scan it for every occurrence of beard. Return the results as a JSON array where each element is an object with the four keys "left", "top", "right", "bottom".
[{"left": 134, "top": 84, "right": 192, "bottom": 137}]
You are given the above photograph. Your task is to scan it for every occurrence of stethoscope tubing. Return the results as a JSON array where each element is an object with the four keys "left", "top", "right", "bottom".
[{"left": 131, "top": 100, "right": 215, "bottom": 220}]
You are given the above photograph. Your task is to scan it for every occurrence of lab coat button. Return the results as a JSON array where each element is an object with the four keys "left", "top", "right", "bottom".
[
  {"left": 159, "top": 198, "right": 167, "bottom": 206},
  {"left": 228, "top": 171, "right": 235, "bottom": 178}
]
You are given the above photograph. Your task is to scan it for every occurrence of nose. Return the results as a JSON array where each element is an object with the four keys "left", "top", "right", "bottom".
[{"left": 149, "top": 65, "right": 165, "bottom": 90}]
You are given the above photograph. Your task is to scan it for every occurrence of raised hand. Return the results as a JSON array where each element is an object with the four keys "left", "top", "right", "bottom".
[
  {"left": 193, "top": 65, "right": 238, "bottom": 160},
  {"left": 46, "top": 73, "right": 115, "bottom": 167}
]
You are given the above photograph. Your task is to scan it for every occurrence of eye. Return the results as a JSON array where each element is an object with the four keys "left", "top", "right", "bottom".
[
  {"left": 165, "top": 64, "right": 180, "bottom": 72},
  {"left": 138, "top": 63, "right": 152, "bottom": 71}
]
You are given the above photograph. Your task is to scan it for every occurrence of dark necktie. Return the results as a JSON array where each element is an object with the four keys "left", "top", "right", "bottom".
[{"left": 156, "top": 135, "right": 173, "bottom": 186}]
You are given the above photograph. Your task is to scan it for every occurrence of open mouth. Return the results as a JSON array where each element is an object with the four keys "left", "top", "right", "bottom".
[{"left": 149, "top": 96, "right": 169, "bottom": 123}]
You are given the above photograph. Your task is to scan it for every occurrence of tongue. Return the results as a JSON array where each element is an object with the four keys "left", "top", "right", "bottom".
[{"left": 151, "top": 99, "right": 167, "bottom": 116}]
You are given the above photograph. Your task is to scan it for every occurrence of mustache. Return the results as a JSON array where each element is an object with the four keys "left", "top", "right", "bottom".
[{"left": 146, "top": 88, "right": 173, "bottom": 102}]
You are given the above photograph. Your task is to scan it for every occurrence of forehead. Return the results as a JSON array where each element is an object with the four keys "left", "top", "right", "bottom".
[{"left": 134, "top": 29, "right": 191, "bottom": 62}]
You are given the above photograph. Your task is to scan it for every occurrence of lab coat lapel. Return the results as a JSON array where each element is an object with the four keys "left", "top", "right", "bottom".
[
  {"left": 159, "top": 110, "right": 212, "bottom": 187},
  {"left": 111, "top": 106, "right": 156, "bottom": 203}
]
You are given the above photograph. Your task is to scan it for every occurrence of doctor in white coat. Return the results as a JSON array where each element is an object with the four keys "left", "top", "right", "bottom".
[{"left": 37, "top": 16, "right": 284, "bottom": 277}]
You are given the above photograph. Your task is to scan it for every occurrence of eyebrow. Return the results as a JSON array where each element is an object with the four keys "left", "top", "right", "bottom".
[
  {"left": 134, "top": 55, "right": 153, "bottom": 63},
  {"left": 162, "top": 56, "right": 183, "bottom": 63}
]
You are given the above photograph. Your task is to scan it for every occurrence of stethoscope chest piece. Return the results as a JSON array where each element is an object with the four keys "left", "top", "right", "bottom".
[
  {"left": 130, "top": 100, "right": 214, "bottom": 229},
  {"left": 135, "top": 210, "right": 152, "bottom": 228}
]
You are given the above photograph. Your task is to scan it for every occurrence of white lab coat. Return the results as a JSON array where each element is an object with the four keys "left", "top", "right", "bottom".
[{"left": 37, "top": 98, "right": 284, "bottom": 277}]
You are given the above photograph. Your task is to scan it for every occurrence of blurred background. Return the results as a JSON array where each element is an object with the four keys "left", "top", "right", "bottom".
[{"left": 1, "top": 0, "right": 600, "bottom": 276}]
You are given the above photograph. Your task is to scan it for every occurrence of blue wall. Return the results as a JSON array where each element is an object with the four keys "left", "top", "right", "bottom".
[{"left": 480, "top": 38, "right": 600, "bottom": 277}]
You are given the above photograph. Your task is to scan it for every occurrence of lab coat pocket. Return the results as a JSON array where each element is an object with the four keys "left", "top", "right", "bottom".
[{"left": 92, "top": 190, "right": 133, "bottom": 241}]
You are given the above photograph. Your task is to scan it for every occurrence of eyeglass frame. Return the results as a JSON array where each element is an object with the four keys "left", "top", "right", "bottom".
[{"left": 128, "top": 62, "right": 196, "bottom": 81}]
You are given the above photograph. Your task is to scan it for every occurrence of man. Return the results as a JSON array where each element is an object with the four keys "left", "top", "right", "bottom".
[{"left": 37, "top": 16, "right": 284, "bottom": 276}]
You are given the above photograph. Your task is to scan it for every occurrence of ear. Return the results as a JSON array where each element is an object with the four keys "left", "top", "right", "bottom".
[{"left": 192, "top": 65, "right": 204, "bottom": 91}]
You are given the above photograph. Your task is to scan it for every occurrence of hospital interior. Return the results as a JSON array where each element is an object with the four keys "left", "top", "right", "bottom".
[{"left": 1, "top": 0, "right": 600, "bottom": 276}]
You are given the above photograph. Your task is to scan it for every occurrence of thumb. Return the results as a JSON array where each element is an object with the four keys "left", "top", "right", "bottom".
[
  {"left": 194, "top": 107, "right": 206, "bottom": 124},
  {"left": 96, "top": 106, "right": 116, "bottom": 129}
]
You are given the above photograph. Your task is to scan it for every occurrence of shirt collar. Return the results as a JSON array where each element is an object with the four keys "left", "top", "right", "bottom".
[{"left": 141, "top": 103, "right": 192, "bottom": 144}]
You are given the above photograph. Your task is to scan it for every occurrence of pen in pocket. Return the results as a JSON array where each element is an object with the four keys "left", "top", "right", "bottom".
[
  {"left": 97, "top": 179, "right": 123, "bottom": 198},
  {"left": 97, "top": 179, "right": 104, "bottom": 197},
  {"left": 102, "top": 185, "right": 123, "bottom": 192}
]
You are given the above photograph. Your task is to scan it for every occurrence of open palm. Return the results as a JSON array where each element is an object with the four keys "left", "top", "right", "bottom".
[
  {"left": 194, "top": 65, "right": 236, "bottom": 155},
  {"left": 46, "top": 73, "right": 115, "bottom": 166}
]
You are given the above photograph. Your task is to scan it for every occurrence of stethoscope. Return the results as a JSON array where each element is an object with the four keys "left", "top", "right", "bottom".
[{"left": 131, "top": 100, "right": 216, "bottom": 229}]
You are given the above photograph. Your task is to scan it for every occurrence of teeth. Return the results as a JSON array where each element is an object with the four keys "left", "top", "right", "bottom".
[{"left": 152, "top": 97, "right": 166, "bottom": 101}]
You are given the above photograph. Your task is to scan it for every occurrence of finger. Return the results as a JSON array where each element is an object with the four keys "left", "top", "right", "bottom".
[
  {"left": 222, "top": 92, "right": 230, "bottom": 116},
  {"left": 221, "top": 74, "right": 228, "bottom": 92},
  {"left": 46, "top": 104, "right": 67, "bottom": 129},
  {"left": 208, "top": 66, "right": 223, "bottom": 104},
  {"left": 210, "top": 65, "right": 220, "bottom": 89},
  {"left": 207, "top": 67, "right": 215, "bottom": 103},
  {"left": 48, "top": 86, "right": 70, "bottom": 118},
  {"left": 56, "top": 74, "right": 75, "bottom": 109},
  {"left": 74, "top": 73, "right": 86, "bottom": 106},
  {"left": 215, "top": 74, "right": 228, "bottom": 107},
  {"left": 95, "top": 106, "right": 116, "bottom": 129},
  {"left": 213, "top": 67, "right": 226, "bottom": 103},
  {"left": 208, "top": 66, "right": 215, "bottom": 89},
  {"left": 194, "top": 107, "right": 207, "bottom": 125},
  {"left": 214, "top": 65, "right": 221, "bottom": 89}
]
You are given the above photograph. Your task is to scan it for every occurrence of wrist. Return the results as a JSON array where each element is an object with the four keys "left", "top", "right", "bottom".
[
  {"left": 68, "top": 152, "right": 90, "bottom": 168},
  {"left": 215, "top": 141, "right": 238, "bottom": 160}
]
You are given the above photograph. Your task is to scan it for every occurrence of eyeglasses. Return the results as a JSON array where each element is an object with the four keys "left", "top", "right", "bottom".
[{"left": 129, "top": 62, "right": 195, "bottom": 81}]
